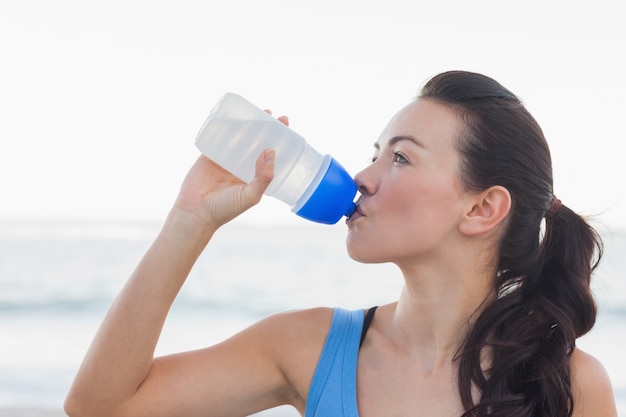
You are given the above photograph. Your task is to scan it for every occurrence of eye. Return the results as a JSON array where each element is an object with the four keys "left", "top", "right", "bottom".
[{"left": 393, "top": 152, "right": 408, "bottom": 164}]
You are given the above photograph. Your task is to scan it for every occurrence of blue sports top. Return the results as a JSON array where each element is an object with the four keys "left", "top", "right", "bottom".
[{"left": 304, "top": 308, "right": 364, "bottom": 417}]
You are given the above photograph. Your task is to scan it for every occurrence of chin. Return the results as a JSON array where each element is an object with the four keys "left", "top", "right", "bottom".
[{"left": 346, "top": 238, "right": 387, "bottom": 264}]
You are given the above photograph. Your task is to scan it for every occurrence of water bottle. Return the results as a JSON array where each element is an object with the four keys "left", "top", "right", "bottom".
[{"left": 194, "top": 93, "right": 358, "bottom": 224}]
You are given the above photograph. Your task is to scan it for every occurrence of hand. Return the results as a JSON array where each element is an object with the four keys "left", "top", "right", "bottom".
[
  {"left": 172, "top": 149, "right": 274, "bottom": 228},
  {"left": 173, "top": 114, "right": 289, "bottom": 229}
]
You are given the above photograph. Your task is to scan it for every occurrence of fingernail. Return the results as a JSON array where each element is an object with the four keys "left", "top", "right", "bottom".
[{"left": 265, "top": 149, "right": 275, "bottom": 163}]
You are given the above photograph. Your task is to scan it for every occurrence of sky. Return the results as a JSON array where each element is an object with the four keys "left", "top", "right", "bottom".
[{"left": 1, "top": 0, "right": 625, "bottom": 230}]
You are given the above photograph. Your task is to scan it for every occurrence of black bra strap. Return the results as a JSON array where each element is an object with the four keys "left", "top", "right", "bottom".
[{"left": 359, "top": 306, "right": 378, "bottom": 347}]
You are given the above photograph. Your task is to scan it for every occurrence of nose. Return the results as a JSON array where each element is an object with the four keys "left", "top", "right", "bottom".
[{"left": 354, "top": 163, "right": 378, "bottom": 197}]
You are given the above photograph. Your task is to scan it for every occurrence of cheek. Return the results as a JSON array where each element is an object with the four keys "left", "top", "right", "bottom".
[{"left": 391, "top": 177, "right": 464, "bottom": 236}]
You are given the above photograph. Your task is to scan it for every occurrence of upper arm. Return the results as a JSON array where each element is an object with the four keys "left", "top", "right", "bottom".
[
  {"left": 121, "top": 307, "right": 333, "bottom": 417},
  {"left": 570, "top": 348, "right": 618, "bottom": 417}
]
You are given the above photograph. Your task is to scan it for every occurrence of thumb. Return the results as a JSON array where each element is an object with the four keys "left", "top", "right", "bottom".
[{"left": 245, "top": 149, "right": 275, "bottom": 202}]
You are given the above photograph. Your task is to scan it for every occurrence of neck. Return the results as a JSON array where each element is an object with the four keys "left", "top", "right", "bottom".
[{"left": 386, "top": 257, "right": 496, "bottom": 373}]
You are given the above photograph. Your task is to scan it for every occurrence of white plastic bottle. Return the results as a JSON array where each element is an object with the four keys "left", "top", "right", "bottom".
[{"left": 195, "top": 93, "right": 357, "bottom": 224}]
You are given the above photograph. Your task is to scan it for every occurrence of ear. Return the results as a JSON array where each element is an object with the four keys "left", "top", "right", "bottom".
[{"left": 459, "top": 186, "right": 511, "bottom": 236}]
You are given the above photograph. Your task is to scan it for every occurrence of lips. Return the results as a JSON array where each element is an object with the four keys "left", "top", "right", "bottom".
[{"left": 346, "top": 204, "right": 364, "bottom": 223}]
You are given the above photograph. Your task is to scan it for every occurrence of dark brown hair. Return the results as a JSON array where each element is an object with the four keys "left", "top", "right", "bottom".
[{"left": 420, "top": 71, "right": 602, "bottom": 417}]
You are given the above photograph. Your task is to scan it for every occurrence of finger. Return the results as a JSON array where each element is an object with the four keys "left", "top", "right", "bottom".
[
  {"left": 277, "top": 115, "right": 289, "bottom": 126},
  {"left": 245, "top": 149, "right": 275, "bottom": 202}
]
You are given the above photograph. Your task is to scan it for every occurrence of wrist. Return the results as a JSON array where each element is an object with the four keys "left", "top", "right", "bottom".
[{"left": 163, "top": 206, "right": 220, "bottom": 244}]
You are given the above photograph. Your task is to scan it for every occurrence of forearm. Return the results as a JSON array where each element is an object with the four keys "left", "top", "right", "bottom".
[{"left": 66, "top": 208, "right": 217, "bottom": 415}]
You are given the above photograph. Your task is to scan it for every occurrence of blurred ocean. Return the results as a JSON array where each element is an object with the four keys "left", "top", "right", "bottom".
[{"left": 0, "top": 219, "right": 624, "bottom": 416}]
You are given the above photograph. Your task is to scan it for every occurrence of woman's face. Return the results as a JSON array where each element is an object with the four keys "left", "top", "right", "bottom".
[{"left": 346, "top": 98, "right": 473, "bottom": 265}]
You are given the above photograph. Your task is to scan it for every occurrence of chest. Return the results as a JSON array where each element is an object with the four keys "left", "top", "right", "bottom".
[{"left": 356, "top": 354, "right": 465, "bottom": 417}]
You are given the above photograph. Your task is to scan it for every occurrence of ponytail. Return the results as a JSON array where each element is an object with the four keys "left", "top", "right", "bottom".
[
  {"left": 535, "top": 201, "right": 601, "bottom": 339},
  {"left": 457, "top": 202, "right": 602, "bottom": 417}
]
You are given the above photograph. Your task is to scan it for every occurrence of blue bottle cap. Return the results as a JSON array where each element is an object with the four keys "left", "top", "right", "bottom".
[{"left": 295, "top": 157, "right": 358, "bottom": 224}]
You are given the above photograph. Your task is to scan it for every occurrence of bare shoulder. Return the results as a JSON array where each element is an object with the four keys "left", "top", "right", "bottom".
[
  {"left": 254, "top": 307, "right": 335, "bottom": 403},
  {"left": 228, "top": 307, "right": 334, "bottom": 367},
  {"left": 570, "top": 347, "right": 618, "bottom": 417},
  {"left": 256, "top": 307, "right": 335, "bottom": 348},
  {"left": 151, "top": 307, "right": 335, "bottom": 415}
]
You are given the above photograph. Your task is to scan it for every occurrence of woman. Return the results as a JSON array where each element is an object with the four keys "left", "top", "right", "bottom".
[{"left": 65, "top": 71, "right": 617, "bottom": 417}]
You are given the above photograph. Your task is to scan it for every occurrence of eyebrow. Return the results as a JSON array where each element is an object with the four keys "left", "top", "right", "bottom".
[{"left": 374, "top": 135, "right": 425, "bottom": 150}]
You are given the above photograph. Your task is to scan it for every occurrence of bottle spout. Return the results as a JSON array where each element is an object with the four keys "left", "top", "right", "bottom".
[{"left": 344, "top": 201, "right": 357, "bottom": 218}]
